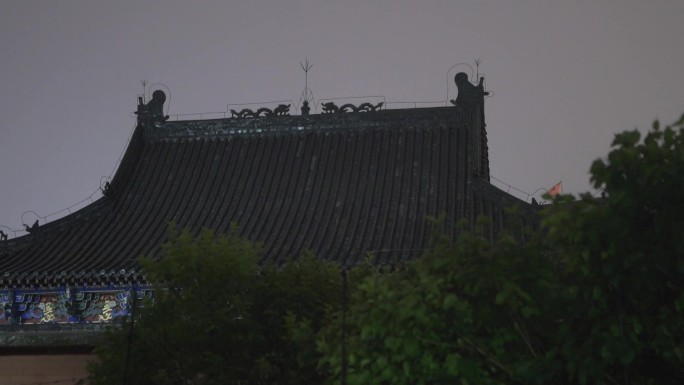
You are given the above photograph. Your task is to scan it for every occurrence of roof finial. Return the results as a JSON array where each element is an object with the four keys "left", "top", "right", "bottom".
[
  {"left": 135, "top": 89, "right": 169, "bottom": 126},
  {"left": 299, "top": 58, "right": 314, "bottom": 115},
  {"left": 450, "top": 73, "right": 489, "bottom": 106}
]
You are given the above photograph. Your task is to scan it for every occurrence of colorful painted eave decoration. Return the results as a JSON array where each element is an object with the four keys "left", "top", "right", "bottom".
[{"left": 0, "top": 286, "right": 152, "bottom": 325}]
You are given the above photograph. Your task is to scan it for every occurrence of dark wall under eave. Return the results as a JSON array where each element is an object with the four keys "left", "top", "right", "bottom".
[{"left": 0, "top": 354, "right": 93, "bottom": 385}]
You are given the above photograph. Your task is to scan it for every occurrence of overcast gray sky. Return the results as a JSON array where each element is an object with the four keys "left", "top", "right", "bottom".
[{"left": 1, "top": 0, "right": 683, "bottom": 237}]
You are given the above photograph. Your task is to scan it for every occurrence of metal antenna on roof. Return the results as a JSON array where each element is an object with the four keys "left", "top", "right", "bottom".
[
  {"left": 301, "top": 58, "right": 312, "bottom": 91},
  {"left": 474, "top": 58, "right": 481, "bottom": 80},
  {"left": 140, "top": 80, "right": 148, "bottom": 103},
  {"left": 299, "top": 58, "right": 315, "bottom": 115}
]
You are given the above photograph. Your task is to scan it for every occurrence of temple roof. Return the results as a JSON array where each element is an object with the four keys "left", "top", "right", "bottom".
[{"left": 0, "top": 89, "right": 532, "bottom": 289}]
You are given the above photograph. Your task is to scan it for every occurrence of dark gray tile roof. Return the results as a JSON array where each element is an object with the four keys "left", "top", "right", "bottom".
[{"left": 0, "top": 106, "right": 531, "bottom": 288}]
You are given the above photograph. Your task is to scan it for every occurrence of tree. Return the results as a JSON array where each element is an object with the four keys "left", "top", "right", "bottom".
[
  {"left": 318, "top": 216, "right": 558, "bottom": 385},
  {"left": 89, "top": 115, "right": 684, "bottom": 384},
  {"left": 318, "top": 115, "right": 684, "bottom": 385},
  {"left": 541, "top": 116, "right": 684, "bottom": 384},
  {"left": 87, "top": 225, "right": 343, "bottom": 385}
]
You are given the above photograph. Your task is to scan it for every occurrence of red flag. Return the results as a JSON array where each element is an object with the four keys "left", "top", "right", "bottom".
[{"left": 547, "top": 182, "right": 562, "bottom": 197}]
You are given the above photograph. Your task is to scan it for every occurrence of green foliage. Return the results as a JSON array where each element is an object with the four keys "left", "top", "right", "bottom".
[
  {"left": 88, "top": 226, "right": 343, "bottom": 385},
  {"left": 319, "top": 218, "right": 557, "bottom": 385},
  {"left": 319, "top": 115, "right": 684, "bottom": 385},
  {"left": 541, "top": 115, "right": 684, "bottom": 384},
  {"left": 89, "top": 115, "right": 684, "bottom": 385}
]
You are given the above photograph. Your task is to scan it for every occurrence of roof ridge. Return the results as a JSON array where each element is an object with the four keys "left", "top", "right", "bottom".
[{"left": 144, "top": 106, "right": 472, "bottom": 142}]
